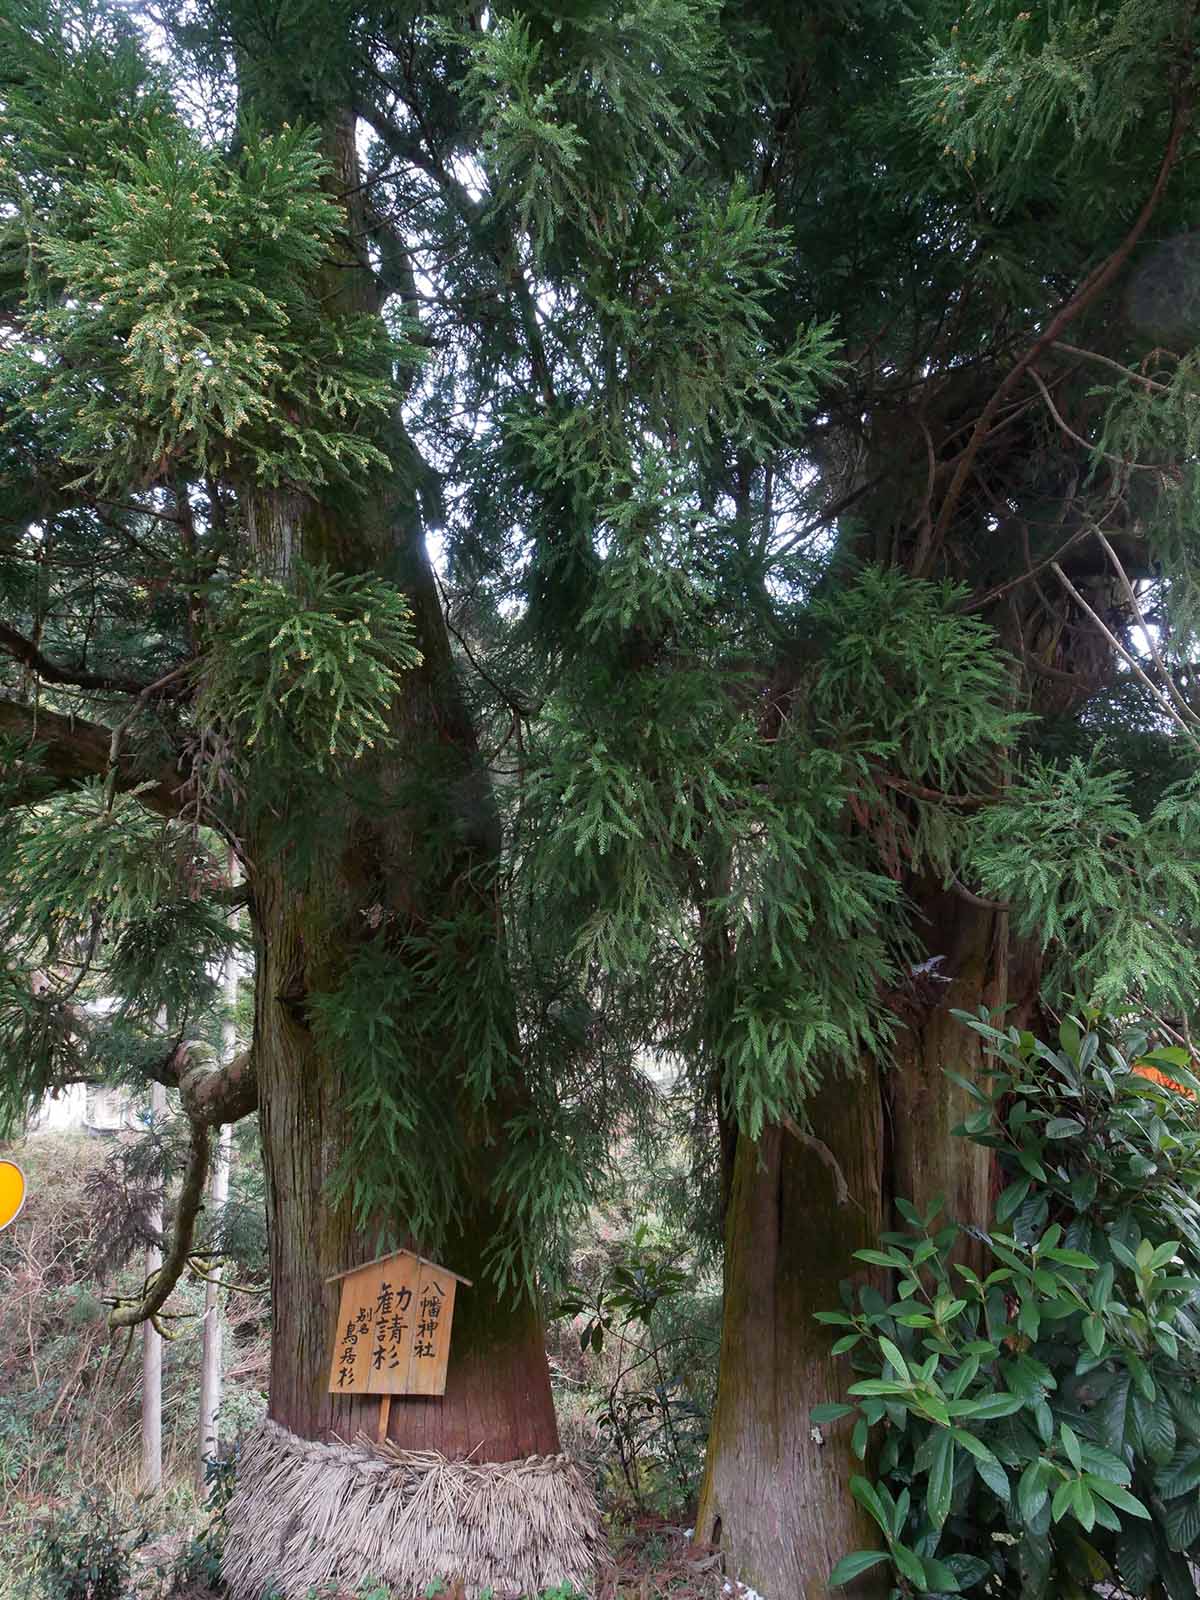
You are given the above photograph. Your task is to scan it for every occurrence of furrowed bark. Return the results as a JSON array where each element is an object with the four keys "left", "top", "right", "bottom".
[
  {"left": 247, "top": 488, "right": 559, "bottom": 1457},
  {"left": 887, "top": 883, "right": 1009, "bottom": 1241},
  {"left": 695, "top": 1080, "right": 887, "bottom": 1599},
  {"left": 697, "top": 880, "right": 1034, "bottom": 1596},
  {"left": 239, "top": 110, "right": 558, "bottom": 1462}
]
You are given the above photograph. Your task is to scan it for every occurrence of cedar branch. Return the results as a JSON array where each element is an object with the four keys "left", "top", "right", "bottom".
[
  {"left": 108, "top": 1043, "right": 257, "bottom": 1332},
  {"left": 1051, "top": 563, "right": 1200, "bottom": 755},
  {"left": 925, "top": 89, "right": 1193, "bottom": 569},
  {"left": 108, "top": 1117, "right": 212, "bottom": 1330},
  {"left": 147, "top": 1042, "right": 259, "bottom": 1129},
  {"left": 0, "top": 620, "right": 176, "bottom": 697},
  {"left": 0, "top": 697, "right": 187, "bottom": 816}
]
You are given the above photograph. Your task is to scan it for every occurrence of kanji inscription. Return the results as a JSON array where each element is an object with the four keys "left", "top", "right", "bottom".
[{"left": 326, "top": 1249, "right": 464, "bottom": 1397}]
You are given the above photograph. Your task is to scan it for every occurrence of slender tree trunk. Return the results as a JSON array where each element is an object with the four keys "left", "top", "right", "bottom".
[
  {"left": 198, "top": 929, "right": 238, "bottom": 1478},
  {"left": 694, "top": 1077, "right": 886, "bottom": 1599},
  {"left": 142, "top": 1079, "right": 166, "bottom": 1492},
  {"left": 197, "top": 1121, "right": 231, "bottom": 1466}
]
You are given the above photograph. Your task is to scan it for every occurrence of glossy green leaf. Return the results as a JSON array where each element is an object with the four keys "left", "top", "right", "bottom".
[
  {"left": 892, "top": 1541, "right": 926, "bottom": 1587},
  {"left": 1117, "top": 1521, "right": 1158, "bottom": 1594},
  {"left": 878, "top": 1337, "right": 910, "bottom": 1381},
  {"left": 1045, "top": 1117, "right": 1085, "bottom": 1138},
  {"left": 927, "top": 1429, "right": 955, "bottom": 1528},
  {"left": 811, "top": 1403, "right": 856, "bottom": 1423},
  {"left": 921, "top": 1554, "right": 962, "bottom": 1592},
  {"left": 828, "top": 1551, "right": 890, "bottom": 1588},
  {"left": 849, "top": 1476, "right": 890, "bottom": 1535},
  {"left": 1087, "top": 1477, "right": 1152, "bottom": 1521},
  {"left": 1018, "top": 1459, "right": 1049, "bottom": 1522}
]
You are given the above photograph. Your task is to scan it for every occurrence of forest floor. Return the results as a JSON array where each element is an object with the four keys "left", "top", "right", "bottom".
[
  {"left": 151, "top": 1520, "right": 734, "bottom": 1600},
  {"left": 599, "top": 1519, "right": 732, "bottom": 1600},
  {"left": 127, "top": 1518, "right": 734, "bottom": 1600}
]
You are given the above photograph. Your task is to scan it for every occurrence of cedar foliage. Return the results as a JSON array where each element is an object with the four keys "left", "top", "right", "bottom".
[{"left": 1, "top": 0, "right": 1200, "bottom": 1394}]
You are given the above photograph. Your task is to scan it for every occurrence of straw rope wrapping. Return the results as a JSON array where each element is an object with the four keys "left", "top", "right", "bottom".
[{"left": 221, "top": 1419, "right": 605, "bottom": 1599}]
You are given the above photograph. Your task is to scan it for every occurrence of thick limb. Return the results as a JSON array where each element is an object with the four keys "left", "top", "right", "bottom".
[
  {"left": 0, "top": 698, "right": 187, "bottom": 817},
  {"left": 0, "top": 619, "right": 172, "bottom": 697}
]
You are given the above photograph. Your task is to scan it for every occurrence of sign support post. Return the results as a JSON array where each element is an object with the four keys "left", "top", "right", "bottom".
[{"left": 324, "top": 1249, "right": 471, "bottom": 1442}]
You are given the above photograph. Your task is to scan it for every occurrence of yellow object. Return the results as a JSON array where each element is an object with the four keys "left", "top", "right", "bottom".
[{"left": 0, "top": 1160, "right": 24, "bottom": 1231}]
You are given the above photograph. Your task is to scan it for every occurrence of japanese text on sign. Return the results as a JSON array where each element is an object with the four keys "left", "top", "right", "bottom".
[{"left": 326, "top": 1251, "right": 460, "bottom": 1397}]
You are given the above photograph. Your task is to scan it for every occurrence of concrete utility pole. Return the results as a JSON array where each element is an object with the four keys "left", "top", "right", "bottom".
[{"left": 141, "top": 1077, "right": 167, "bottom": 1492}]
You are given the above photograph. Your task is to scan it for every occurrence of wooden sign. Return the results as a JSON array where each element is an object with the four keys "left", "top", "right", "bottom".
[
  {"left": 326, "top": 1249, "right": 469, "bottom": 1401},
  {"left": 0, "top": 1162, "right": 25, "bottom": 1232}
]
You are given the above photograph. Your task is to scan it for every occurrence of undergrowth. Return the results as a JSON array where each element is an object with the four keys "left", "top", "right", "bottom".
[{"left": 0, "top": 1133, "right": 268, "bottom": 1598}]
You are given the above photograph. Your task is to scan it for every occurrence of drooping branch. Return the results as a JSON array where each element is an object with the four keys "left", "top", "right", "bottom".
[
  {"left": 108, "top": 1115, "right": 212, "bottom": 1330},
  {"left": 100, "top": 660, "right": 195, "bottom": 813},
  {"left": 1093, "top": 529, "right": 1200, "bottom": 731},
  {"left": 0, "top": 697, "right": 188, "bottom": 816},
  {"left": 1027, "top": 366, "right": 1163, "bottom": 472},
  {"left": 870, "top": 765, "right": 999, "bottom": 809},
  {"left": 925, "top": 87, "right": 1193, "bottom": 569},
  {"left": 1051, "top": 562, "right": 1200, "bottom": 755},
  {"left": 108, "top": 1042, "right": 257, "bottom": 1332}
]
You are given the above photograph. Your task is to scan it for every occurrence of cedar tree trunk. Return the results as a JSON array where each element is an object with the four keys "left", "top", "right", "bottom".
[
  {"left": 696, "top": 891, "right": 1027, "bottom": 1596},
  {"left": 693, "top": 1077, "right": 885, "bottom": 1598},
  {"left": 240, "top": 111, "right": 559, "bottom": 1462}
]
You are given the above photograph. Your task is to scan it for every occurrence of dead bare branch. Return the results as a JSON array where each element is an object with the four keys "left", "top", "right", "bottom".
[{"left": 1051, "top": 562, "right": 1200, "bottom": 755}]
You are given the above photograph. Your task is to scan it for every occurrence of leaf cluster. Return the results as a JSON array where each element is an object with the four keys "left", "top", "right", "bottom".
[
  {"left": 195, "top": 559, "right": 422, "bottom": 777},
  {"left": 0, "top": 788, "right": 238, "bottom": 1125},
  {"left": 3, "top": 109, "right": 408, "bottom": 492},
  {"left": 820, "top": 1008, "right": 1200, "bottom": 1597},
  {"left": 970, "top": 756, "right": 1200, "bottom": 1015}
]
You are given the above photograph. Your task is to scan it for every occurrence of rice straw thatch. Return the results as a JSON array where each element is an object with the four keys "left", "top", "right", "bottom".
[{"left": 221, "top": 1418, "right": 605, "bottom": 1600}]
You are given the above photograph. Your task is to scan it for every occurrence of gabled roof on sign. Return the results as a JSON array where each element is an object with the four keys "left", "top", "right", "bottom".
[{"left": 323, "top": 1247, "right": 473, "bottom": 1286}]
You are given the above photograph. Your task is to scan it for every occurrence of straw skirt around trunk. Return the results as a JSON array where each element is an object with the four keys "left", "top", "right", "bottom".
[{"left": 221, "top": 1418, "right": 604, "bottom": 1599}]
